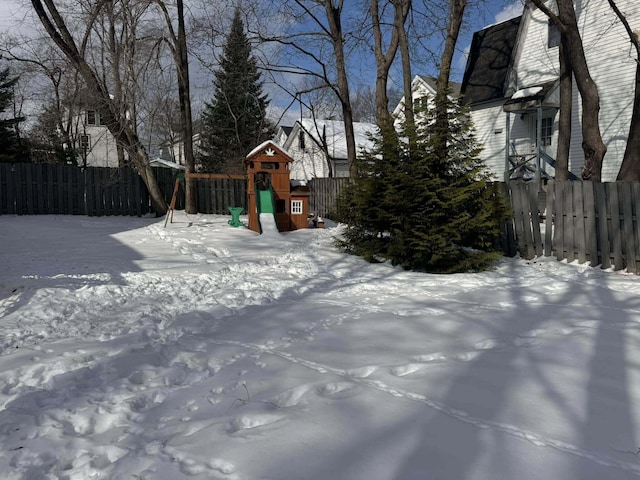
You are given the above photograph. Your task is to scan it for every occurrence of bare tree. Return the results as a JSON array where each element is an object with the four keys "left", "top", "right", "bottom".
[
  {"left": 432, "top": 0, "right": 466, "bottom": 157},
  {"left": 371, "top": 0, "right": 410, "bottom": 132},
  {"left": 397, "top": 0, "right": 416, "bottom": 144},
  {"left": 154, "top": 0, "right": 197, "bottom": 213},
  {"left": 30, "top": 0, "right": 168, "bottom": 214},
  {"left": 555, "top": 32, "right": 572, "bottom": 180},
  {"left": 530, "top": 0, "right": 607, "bottom": 181},
  {"left": 256, "top": 0, "right": 359, "bottom": 176},
  {"left": 606, "top": 0, "right": 640, "bottom": 181}
]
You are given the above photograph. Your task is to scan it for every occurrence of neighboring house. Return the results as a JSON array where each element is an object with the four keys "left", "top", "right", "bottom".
[
  {"left": 149, "top": 157, "right": 184, "bottom": 169},
  {"left": 278, "top": 119, "right": 377, "bottom": 181},
  {"left": 75, "top": 108, "right": 122, "bottom": 168},
  {"left": 158, "top": 131, "right": 202, "bottom": 169},
  {"left": 461, "top": 0, "right": 639, "bottom": 181},
  {"left": 392, "top": 75, "right": 462, "bottom": 129},
  {"left": 274, "top": 125, "right": 293, "bottom": 147}
]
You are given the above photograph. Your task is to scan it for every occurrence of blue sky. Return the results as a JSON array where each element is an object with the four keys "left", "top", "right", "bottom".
[{"left": 0, "top": 0, "right": 523, "bottom": 125}]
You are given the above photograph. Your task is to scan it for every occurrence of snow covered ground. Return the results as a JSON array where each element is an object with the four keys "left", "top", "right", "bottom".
[{"left": 1, "top": 213, "right": 640, "bottom": 480}]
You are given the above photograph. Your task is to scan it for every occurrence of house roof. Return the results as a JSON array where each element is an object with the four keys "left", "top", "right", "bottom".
[
  {"left": 461, "top": 16, "right": 522, "bottom": 105},
  {"left": 503, "top": 80, "right": 558, "bottom": 112},
  {"left": 285, "top": 119, "right": 378, "bottom": 160},
  {"left": 417, "top": 75, "right": 462, "bottom": 97},
  {"left": 149, "top": 158, "right": 185, "bottom": 169}
]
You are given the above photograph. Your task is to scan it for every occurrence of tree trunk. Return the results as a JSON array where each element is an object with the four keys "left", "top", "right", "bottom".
[
  {"left": 555, "top": 34, "right": 572, "bottom": 181},
  {"left": 371, "top": 0, "right": 408, "bottom": 134},
  {"left": 433, "top": 0, "right": 466, "bottom": 159},
  {"left": 176, "top": 0, "right": 197, "bottom": 212},
  {"left": 324, "top": 0, "right": 357, "bottom": 177},
  {"left": 616, "top": 61, "right": 640, "bottom": 181},
  {"left": 397, "top": 0, "right": 415, "bottom": 147},
  {"left": 532, "top": 0, "right": 607, "bottom": 181},
  {"left": 32, "top": 0, "right": 168, "bottom": 215},
  {"left": 607, "top": 0, "right": 640, "bottom": 181}
]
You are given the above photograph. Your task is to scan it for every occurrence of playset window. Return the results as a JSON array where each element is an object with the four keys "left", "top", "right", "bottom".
[{"left": 291, "top": 200, "right": 303, "bottom": 214}]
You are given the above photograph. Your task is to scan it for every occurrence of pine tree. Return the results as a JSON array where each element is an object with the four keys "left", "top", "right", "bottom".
[
  {"left": 199, "top": 9, "right": 274, "bottom": 173},
  {"left": 336, "top": 99, "right": 509, "bottom": 273},
  {"left": 0, "top": 67, "right": 27, "bottom": 163}
]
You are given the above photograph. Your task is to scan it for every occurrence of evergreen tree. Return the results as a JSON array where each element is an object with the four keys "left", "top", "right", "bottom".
[
  {"left": 0, "top": 67, "right": 27, "bottom": 163},
  {"left": 199, "top": 9, "right": 274, "bottom": 173},
  {"left": 336, "top": 99, "right": 509, "bottom": 273}
]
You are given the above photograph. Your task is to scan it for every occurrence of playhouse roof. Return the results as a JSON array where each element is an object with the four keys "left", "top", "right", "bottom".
[{"left": 245, "top": 140, "right": 294, "bottom": 162}]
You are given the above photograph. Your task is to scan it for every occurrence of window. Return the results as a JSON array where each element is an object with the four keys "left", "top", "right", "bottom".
[
  {"left": 298, "top": 131, "right": 306, "bottom": 150},
  {"left": 86, "top": 110, "right": 96, "bottom": 125},
  {"left": 541, "top": 117, "right": 553, "bottom": 146},
  {"left": 413, "top": 96, "right": 429, "bottom": 111},
  {"left": 548, "top": 20, "right": 560, "bottom": 48},
  {"left": 80, "top": 134, "right": 90, "bottom": 151},
  {"left": 291, "top": 200, "right": 303, "bottom": 215},
  {"left": 98, "top": 112, "right": 107, "bottom": 126}
]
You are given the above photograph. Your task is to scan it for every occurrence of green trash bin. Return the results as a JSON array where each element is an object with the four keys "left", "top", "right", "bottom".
[{"left": 228, "top": 207, "right": 244, "bottom": 227}]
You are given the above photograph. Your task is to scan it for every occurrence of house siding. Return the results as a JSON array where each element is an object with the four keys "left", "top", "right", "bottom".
[
  {"left": 82, "top": 123, "right": 120, "bottom": 168},
  {"left": 510, "top": 0, "right": 639, "bottom": 181},
  {"left": 470, "top": 101, "right": 509, "bottom": 180},
  {"left": 286, "top": 132, "right": 331, "bottom": 180}
]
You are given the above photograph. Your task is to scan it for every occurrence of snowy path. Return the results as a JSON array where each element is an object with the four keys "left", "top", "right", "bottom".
[{"left": 1, "top": 214, "right": 640, "bottom": 479}]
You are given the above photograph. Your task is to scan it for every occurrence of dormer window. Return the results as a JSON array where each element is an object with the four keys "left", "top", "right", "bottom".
[
  {"left": 86, "top": 110, "right": 96, "bottom": 125},
  {"left": 413, "top": 96, "right": 429, "bottom": 111}
]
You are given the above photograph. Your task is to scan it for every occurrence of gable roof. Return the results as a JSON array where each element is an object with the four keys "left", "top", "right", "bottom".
[
  {"left": 417, "top": 75, "right": 462, "bottom": 97},
  {"left": 461, "top": 16, "right": 522, "bottom": 105},
  {"left": 246, "top": 140, "right": 294, "bottom": 162}
]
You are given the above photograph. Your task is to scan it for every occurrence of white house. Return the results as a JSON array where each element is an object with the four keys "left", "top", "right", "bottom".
[
  {"left": 392, "top": 75, "right": 462, "bottom": 129},
  {"left": 278, "top": 119, "right": 377, "bottom": 181},
  {"left": 461, "top": 0, "right": 640, "bottom": 181},
  {"left": 74, "top": 107, "right": 122, "bottom": 168},
  {"left": 158, "top": 131, "right": 202, "bottom": 169}
]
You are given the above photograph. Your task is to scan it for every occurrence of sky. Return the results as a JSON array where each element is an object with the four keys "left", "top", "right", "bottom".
[
  {"left": 1, "top": 212, "right": 640, "bottom": 479},
  {"left": 0, "top": 0, "right": 525, "bottom": 126}
]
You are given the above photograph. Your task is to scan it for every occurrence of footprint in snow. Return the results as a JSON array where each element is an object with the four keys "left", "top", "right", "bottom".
[
  {"left": 209, "top": 458, "right": 236, "bottom": 474},
  {"left": 316, "top": 382, "right": 360, "bottom": 399},
  {"left": 226, "top": 414, "right": 286, "bottom": 434},
  {"left": 346, "top": 365, "right": 378, "bottom": 378},
  {"left": 411, "top": 353, "right": 447, "bottom": 363},
  {"left": 270, "top": 385, "right": 312, "bottom": 407},
  {"left": 390, "top": 363, "right": 429, "bottom": 377}
]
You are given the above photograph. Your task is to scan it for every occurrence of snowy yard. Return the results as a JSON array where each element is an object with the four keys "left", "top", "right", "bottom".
[{"left": 1, "top": 213, "right": 640, "bottom": 480}]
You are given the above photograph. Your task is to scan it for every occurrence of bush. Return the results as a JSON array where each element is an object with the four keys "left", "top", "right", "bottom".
[{"left": 335, "top": 100, "right": 508, "bottom": 273}]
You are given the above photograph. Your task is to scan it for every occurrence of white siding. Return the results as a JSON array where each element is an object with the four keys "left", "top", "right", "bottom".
[
  {"left": 578, "top": 0, "right": 639, "bottom": 180},
  {"left": 511, "top": 5, "right": 560, "bottom": 89},
  {"left": 470, "top": 101, "right": 509, "bottom": 180},
  {"left": 509, "top": 0, "right": 639, "bottom": 181},
  {"left": 82, "top": 122, "right": 120, "bottom": 168},
  {"left": 286, "top": 130, "right": 331, "bottom": 181}
]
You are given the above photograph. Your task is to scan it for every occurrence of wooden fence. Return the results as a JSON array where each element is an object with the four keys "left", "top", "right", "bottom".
[
  {"left": 308, "top": 177, "right": 351, "bottom": 218},
  {"left": 505, "top": 180, "right": 640, "bottom": 273},
  {"left": 4, "top": 164, "right": 638, "bottom": 273},
  {"left": 0, "top": 163, "right": 247, "bottom": 216}
]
